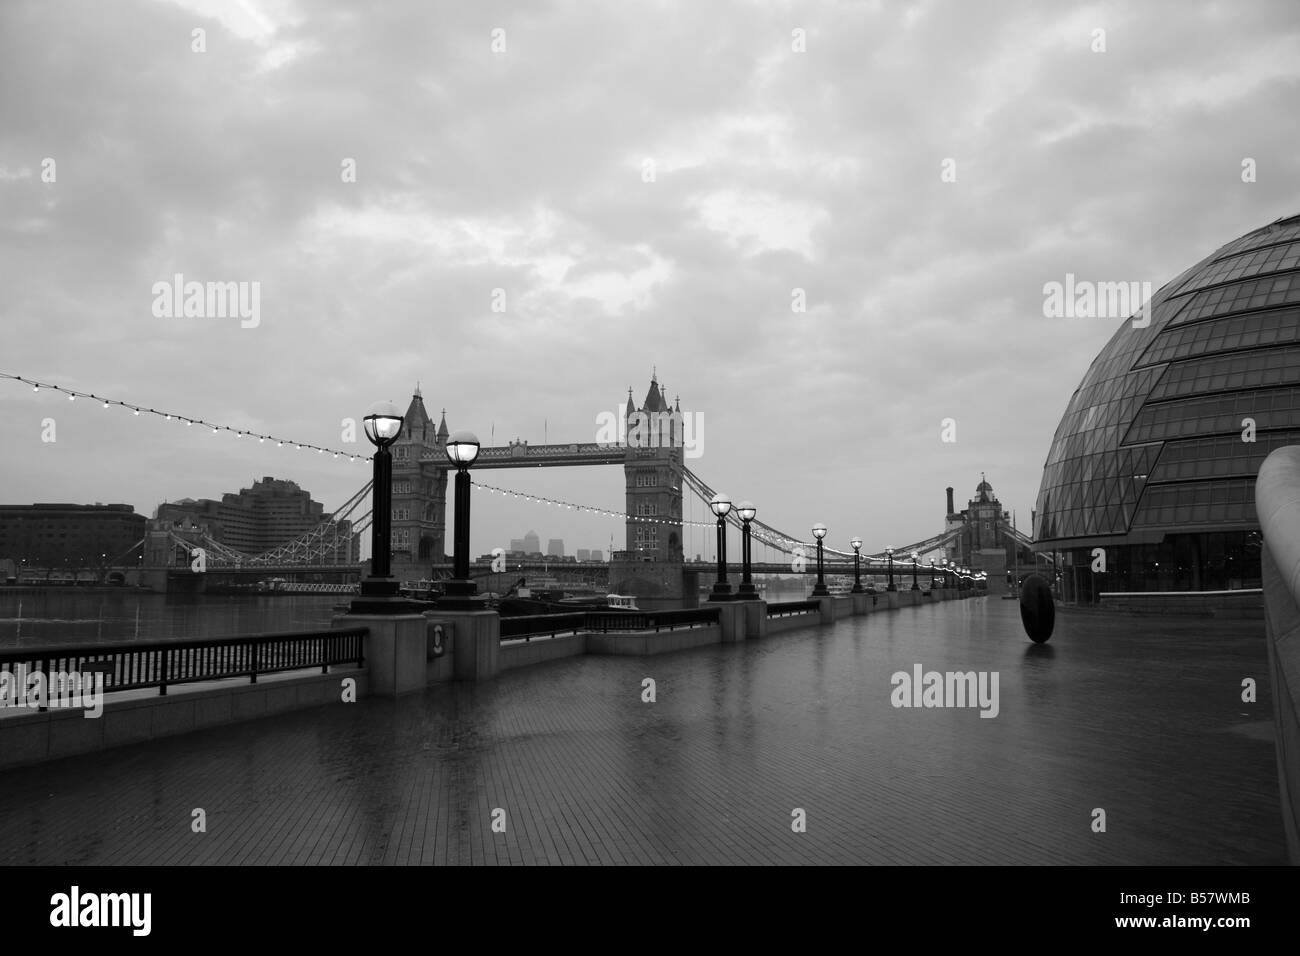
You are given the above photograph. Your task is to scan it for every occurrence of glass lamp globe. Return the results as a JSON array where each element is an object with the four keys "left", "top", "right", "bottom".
[
  {"left": 811, "top": 523, "right": 827, "bottom": 540},
  {"left": 736, "top": 500, "right": 756, "bottom": 521},
  {"left": 445, "top": 430, "right": 481, "bottom": 467},
  {"left": 710, "top": 493, "right": 732, "bottom": 517},
  {"left": 363, "top": 400, "right": 403, "bottom": 448}
]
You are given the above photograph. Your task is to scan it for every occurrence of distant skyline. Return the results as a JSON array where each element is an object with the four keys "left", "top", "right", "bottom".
[{"left": 3, "top": 0, "right": 1298, "bottom": 561}]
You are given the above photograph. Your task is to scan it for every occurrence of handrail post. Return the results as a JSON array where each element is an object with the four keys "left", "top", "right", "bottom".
[{"left": 251, "top": 640, "right": 259, "bottom": 684}]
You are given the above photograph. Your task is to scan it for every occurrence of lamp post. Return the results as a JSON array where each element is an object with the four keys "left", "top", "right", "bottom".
[
  {"left": 851, "top": 537, "right": 863, "bottom": 593},
  {"left": 811, "top": 523, "right": 829, "bottom": 596},
  {"left": 886, "top": 546, "right": 896, "bottom": 591},
  {"left": 442, "top": 429, "right": 482, "bottom": 607},
  {"left": 353, "top": 400, "right": 404, "bottom": 611},
  {"left": 708, "top": 493, "right": 733, "bottom": 601},
  {"left": 910, "top": 550, "right": 920, "bottom": 590},
  {"left": 929, "top": 558, "right": 936, "bottom": 590},
  {"left": 736, "top": 500, "right": 757, "bottom": 598}
]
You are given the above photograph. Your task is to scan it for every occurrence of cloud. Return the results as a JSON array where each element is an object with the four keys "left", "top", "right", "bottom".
[{"left": 0, "top": 0, "right": 1297, "bottom": 557}]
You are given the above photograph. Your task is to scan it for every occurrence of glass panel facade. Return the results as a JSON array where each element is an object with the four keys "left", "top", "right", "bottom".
[
  {"left": 1123, "top": 387, "right": 1300, "bottom": 444},
  {"left": 1146, "top": 346, "right": 1300, "bottom": 400},
  {"left": 1052, "top": 532, "right": 1263, "bottom": 602},
  {"left": 1173, "top": 270, "right": 1300, "bottom": 325},
  {"left": 1136, "top": 307, "right": 1300, "bottom": 367},
  {"left": 1034, "top": 212, "right": 1300, "bottom": 597}
]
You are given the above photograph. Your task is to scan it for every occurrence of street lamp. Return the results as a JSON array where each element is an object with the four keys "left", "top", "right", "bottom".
[
  {"left": 442, "top": 429, "right": 482, "bottom": 606},
  {"left": 736, "top": 500, "right": 758, "bottom": 598},
  {"left": 885, "top": 546, "right": 896, "bottom": 591},
  {"left": 708, "top": 493, "right": 733, "bottom": 601},
  {"left": 811, "top": 523, "right": 829, "bottom": 596},
  {"left": 851, "top": 537, "right": 863, "bottom": 593},
  {"left": 353, "top": 399, "right": 404, "bottom": 611},
  {"left": 929, "top": 558, "right": 936, "bottom": 590},
  {"left": 910, "top": 550, "right": 920, "bottom": 590}
]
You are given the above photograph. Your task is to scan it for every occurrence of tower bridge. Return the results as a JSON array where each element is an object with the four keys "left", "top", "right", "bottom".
[{"left": 136, "top": 373, "right": 1038, "bottom": 599}]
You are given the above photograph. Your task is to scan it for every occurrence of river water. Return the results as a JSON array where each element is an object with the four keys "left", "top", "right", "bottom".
[
  {"left": 0, "top": 590, "right": 345, "bottom": 649},
  {"left": 0, "top": 578, "right": 830, "bottom": 650}
]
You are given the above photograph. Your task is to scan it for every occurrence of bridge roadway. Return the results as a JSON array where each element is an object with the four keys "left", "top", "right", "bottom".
[{"left": 0, "top": 599, "right": 1281, "bottom": 865}]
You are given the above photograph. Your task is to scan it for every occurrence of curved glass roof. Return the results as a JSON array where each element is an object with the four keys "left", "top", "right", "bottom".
[{"left": 1034, "top": 212, "right": 1300, "bottom": 547}]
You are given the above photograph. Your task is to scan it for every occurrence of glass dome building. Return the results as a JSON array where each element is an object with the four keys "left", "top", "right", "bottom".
[{"left": 1034, "top": 211, "right": 1300, "bottom": 603}]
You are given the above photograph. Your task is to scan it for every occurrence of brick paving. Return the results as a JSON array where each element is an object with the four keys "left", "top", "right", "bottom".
[{"left": 0, "top": 598, "right": 1286, "bottom": 864}]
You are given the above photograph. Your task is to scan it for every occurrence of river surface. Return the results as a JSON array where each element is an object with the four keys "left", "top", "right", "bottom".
[
  {"left": 0, "top": 579, "right": 825, "bottom": 649},
  {"left": 0, "top": 591, "right": 345, "bottom": 648}
]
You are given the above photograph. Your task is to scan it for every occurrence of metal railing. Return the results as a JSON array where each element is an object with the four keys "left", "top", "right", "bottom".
[
  {"left": 0, "top": 627, "right": 367, "bottom": 708},
  {"left": 499, "top": 613, "right": 586, "bottom": 642},
  {"left": 500, "top": 607, "right": 721, "bottom": 642},
  {"left": 766, "top": 600, "right": 820, "bottom": 618}
]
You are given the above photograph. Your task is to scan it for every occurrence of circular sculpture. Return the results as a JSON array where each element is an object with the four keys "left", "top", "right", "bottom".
[{"left": 1019, "top": 573, "right": 1055, "bottom": 643}]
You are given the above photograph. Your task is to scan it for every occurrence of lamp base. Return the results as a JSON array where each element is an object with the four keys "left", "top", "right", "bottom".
[
  {"left": 887, "top": 584, "right": 897, "bottom": 592},
  {"left": 736, "top": 583, "right": 758, "bottom": 598},
  {"left": 810, "top": 584, "right": 830, "bottom": 597},
  {"left": 350, "top": 577, "right": 426, "bottom": 615},
  {"left": 708, "top": 584, "right": 734, "bottom": 602},
  {"left": 850, "top": 585, "right": 864, "bottom": 593}
]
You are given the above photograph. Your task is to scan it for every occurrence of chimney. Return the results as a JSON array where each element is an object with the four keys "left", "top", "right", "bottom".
[{"left": 946, "top": 487, "right": 955, "bottom": 515}]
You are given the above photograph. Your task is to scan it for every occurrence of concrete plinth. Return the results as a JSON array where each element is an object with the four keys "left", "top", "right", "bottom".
[
  {"left": 885, "top": 591, "right": 900, "bottom": 610},
  {"left": 335, "top": 613, "right": 427, "bottom": 697},
  {"left": 817, "top": 596, "right": 835, "bottom": 624},
  {"left": 440, "top": 610, "right": 501, "bottom": 682},
  {"left": 716, "top": 601, "right": 748, "bottom": 643},
  {"left": 739, "top": 599, "right": 767, "bottom": 639}
]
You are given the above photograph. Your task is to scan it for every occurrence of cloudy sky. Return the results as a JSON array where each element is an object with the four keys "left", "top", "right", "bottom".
[{"left": 2, "top": 0, "right": 1298, "bottom": 561}]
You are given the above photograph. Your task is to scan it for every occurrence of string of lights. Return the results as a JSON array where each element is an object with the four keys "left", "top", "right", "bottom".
[
  {"left": 2, "top": 372, "right": 370, "bottom": 462},
  {"left": 472, "top": 478, "right": 719, "bottom": 527}
]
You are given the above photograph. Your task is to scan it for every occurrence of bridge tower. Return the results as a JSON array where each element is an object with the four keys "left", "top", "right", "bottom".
[
  {"left": 389, "top": 387, "right": 449, "bottom": 582},
  {"left": 609, "top": 374, "right": 687, "bottom": 606},
  {"left": 622, "top": 373, "right": 684, "bottom": 561}
]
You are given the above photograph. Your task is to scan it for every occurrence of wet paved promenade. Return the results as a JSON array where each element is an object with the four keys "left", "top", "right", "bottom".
[{"left": 0, "top": 598, "right": 1285, "bottom": 865}]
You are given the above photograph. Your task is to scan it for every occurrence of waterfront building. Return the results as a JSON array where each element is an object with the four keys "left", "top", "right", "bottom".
[
  {"left": 0, "top": 503, "right": 145, "bottom": 568},
  {"left": 156, "top": 478, "right": 352, "bottom": 561},
  {"left": 1034, "top": 211, "right": 1300, "bottom": 603}
]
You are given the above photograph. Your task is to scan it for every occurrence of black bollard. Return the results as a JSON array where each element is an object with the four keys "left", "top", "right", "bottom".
[{"left": 1019, "top": 573, "right": 1055, "bottom": 643}]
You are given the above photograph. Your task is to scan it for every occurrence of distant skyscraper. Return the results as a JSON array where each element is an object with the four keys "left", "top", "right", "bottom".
[
  {"left": 590, "top": 550, "right": 603, "bottom": 562},
  {"left": 547, "top": 538, "right": 564, "bottom": 557},
  {"left": 576, "top": 548, "right": 591, "bottom": 561},
  {"left": 523, "top": 530, "right": 540, "bottom": 554},
  {"left": 510, "top": 538, "right": 525, "bottom": 553}
]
